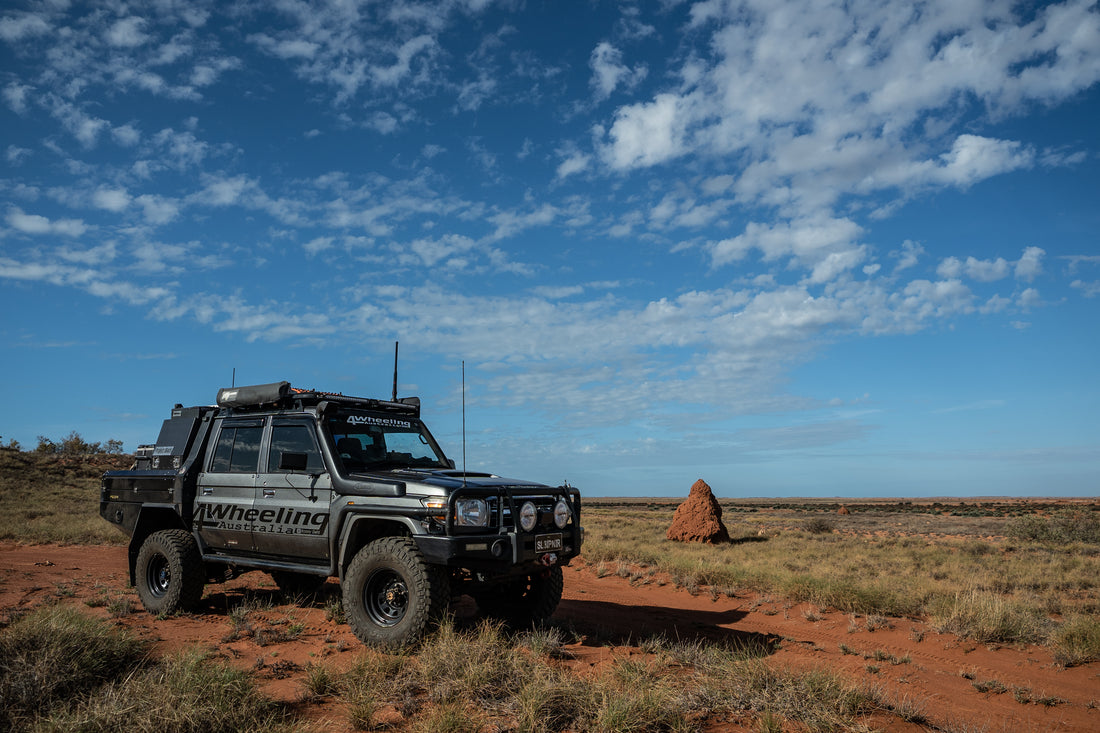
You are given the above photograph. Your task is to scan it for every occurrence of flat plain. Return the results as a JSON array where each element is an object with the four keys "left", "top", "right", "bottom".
[{"left": 1, "top": 449, "right": 1097, "bottom": 731}]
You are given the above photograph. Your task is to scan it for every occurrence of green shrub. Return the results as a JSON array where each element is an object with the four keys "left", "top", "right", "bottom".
[{"left": 1007, "top": 510, "right": 1100, "bottom": 544}]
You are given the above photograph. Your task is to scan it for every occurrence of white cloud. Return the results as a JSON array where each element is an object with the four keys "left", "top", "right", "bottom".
[
  {"left": 962, "top": 256, "right": 1010, "bottom": 282},
  {"left": 596, "top": 0, "right": 1099, "bottom": 218},
  {"left": 555, "top": 151, "right": 590, "bottom": 180},
  {"left": 893, "top": 240, "right": 924, "bottom": 273},
  {"left": 371, "top": 35, "right": 436, "bottom": 87},
  {"left": 92, "top": 187, "right": 131, "bottom": 213},
  {"left": 709, "top": 216, "right": 864, "bottom": 275},
  {"left": 1017, "top": 287, "right": 1040, "bottom": 308},
  {"left": 135, "top": 194, "right": 179, "bottom": 225},
  {"left": 0, "top": 12, "right": 50, "bottom": 42},
  {"left": 590, "top": 42, "right": 647, "bottom": 101},
  {"left": 937, "top": 257, "right": 963, "bottom": 279},
  {"left": 106, "top": 17, "right": 150, "bottom": 48},
  {"left": 939, "top": 249, "right": 1043, "bottom": 283},
  {"left": 1070, "top": 280, "right": 1100, "bottom": 297},
  {"left": 248, "top": 33, "right": 319, "bottom": 60},
  {"left": 58, "top": 242, "right": 117, "bottom": 266},
  {"left": 934, "top": 135, "right": 1035, "bottom": 188},
  {"left": 6, "top": 145, "right": 32, "bottom": 165},
  {"left": 1015, "top": 246, "right": 1044, "bottom": 281},
  {"left": 599, "top": 93, "right": 695, "bottom": 169},
  {"left": 3, "top": 83, "right": 31, "bottom": 114},
  {"left": 6, "top": 207, "right": 87, "bottom": 237},
  {"left": 112, "top": 124, "right": 141, "bottom": 146}
]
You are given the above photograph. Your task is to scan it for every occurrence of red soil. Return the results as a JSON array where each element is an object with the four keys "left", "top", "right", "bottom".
[{"left": 1, "top": 542, "right": 1097, "bottom": 732}]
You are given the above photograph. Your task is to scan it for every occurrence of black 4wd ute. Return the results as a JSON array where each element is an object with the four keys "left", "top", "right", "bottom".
[{"left": 100, "top": 381, "right": 582, "bottom": 648}]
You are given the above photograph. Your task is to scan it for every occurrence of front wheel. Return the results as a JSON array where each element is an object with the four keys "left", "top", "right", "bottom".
[
  {"left": 134, "top": 529, "right": 205, "bottom": 615},
  {"left": 342, "top": 537, "right": 447, "bottom": 649}
]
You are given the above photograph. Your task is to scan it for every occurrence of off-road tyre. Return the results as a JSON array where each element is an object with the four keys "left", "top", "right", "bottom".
[
  {"left": 342, "top": 536, "right": 448, "bottom": 649},
  {"left": 270, "top": 570, "right": 328, "bottom": 596},
  {"left": 135, "top": 529, "right": 205, "bottom": 615},
  {"left": 474, "top": 565, "right": 563, "bottom": 628}
]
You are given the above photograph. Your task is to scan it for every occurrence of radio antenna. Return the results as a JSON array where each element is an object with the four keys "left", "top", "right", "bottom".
[
  {"left": 461, "top": 360, "right": 467, "bottom": 487},
  {"left": 391, "top": 341, "right": 399, "bottom": 401}
]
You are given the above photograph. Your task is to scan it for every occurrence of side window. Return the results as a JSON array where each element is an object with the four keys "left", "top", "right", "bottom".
[
  {"left": 209, "top": 425, "right": 263, "bottom": 473},
  {"left": 269, "top": 424, "right": 323, "bottom": 472}
]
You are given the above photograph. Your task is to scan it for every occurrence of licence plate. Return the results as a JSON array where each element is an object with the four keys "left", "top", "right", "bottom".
[{"left": 535, "top": 533, "right": 563, "bottom": 553}]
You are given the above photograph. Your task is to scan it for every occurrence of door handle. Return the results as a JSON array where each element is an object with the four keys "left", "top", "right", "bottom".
[
  {"left": 263, "top": 489, "right": 275, "bottom": 498},
  {"left": 201, "top": 487, "right": 213, "bottom": 496}
]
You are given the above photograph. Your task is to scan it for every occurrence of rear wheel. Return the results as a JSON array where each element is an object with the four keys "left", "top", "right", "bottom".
[
  {"left": 474, "top": 566, "right": 563, "bottom": 627},
  {"left": 342, "top": 537, "right": 447, "bottom": 649},
  {"left": 135, "top": 529, "right": 205, "bottom": 615}
]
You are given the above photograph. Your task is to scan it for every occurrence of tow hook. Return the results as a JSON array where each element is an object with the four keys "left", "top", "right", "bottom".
[{"left": 538, "top": 552, "right": 558, "bottom": 567}]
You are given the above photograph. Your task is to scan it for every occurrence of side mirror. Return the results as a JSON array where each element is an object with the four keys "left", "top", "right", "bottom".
[
  {"left": 447, "top": 458, "right": 456, "bottom": 469},
  {"left": 279, "top": 452, "right": 309, "bottom": 471}
]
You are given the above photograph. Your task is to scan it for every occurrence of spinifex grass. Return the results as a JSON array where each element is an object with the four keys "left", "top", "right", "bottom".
[
  {"left": 325, "top": 619, "right": 895, "bottom": 732},
  {"left": 0, "top": 449, "right": 132, "bottom": 544},
  {"left": 581, "top": 503, "right": 1100, "bottom": 647},
  {"left": 0, "top": 606, "right": 289, "bottom": 732}
]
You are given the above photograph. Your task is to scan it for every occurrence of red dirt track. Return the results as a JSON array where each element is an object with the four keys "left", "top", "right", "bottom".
[{"left": 2, "top": 542, "right": 1097, "bottom": 732}]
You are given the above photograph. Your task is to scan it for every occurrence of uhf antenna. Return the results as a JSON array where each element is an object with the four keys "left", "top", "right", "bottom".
[
  {"left": 461, "top": 361, "right": 467, "bottom": 487},
  {"left": 391, "top": 341, "right": 399, "bottom": 401}
]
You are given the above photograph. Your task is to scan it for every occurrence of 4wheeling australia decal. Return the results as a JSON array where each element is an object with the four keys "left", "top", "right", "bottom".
[
  {"left": 195, "top": 502, "right": 329, "bottom": 535},
  {"left": 347, "top": 415, "right": 411, "bottom": 428}
]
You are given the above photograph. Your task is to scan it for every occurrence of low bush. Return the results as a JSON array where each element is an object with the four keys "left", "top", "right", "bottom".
[
  {"left": 930, "top": 590, "right": 1049, "bottom": 645},
  {"left": 0, "top": 605, "right": 148, "bottom": 730},
  {"left": 1007, "top": 509, "right": 1100, "bottom": 544},
  {"left": 1050, "top": 614, "right": 1100, "bottom": 667}
]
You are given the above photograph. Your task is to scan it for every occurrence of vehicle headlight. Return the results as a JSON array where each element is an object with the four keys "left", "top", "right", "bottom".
[
  {"left": 553, "top": 499, "right": 570, "bottom": 529},
  {"left": 454, "top": 498, "right": 488, "bottom": 527},
  {"left": 518, "top": 501, "right": 537, "bottom": 532}
]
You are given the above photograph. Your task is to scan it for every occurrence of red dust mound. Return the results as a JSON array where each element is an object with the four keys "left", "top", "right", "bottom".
[
  {"left": 837, "top": 504, "right": 850, "bottom": 515},
  {"left": 666, "top": 479, "right": 730, "bottom": 543}
]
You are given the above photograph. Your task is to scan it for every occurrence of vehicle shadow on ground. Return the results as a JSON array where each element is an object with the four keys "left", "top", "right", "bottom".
[
  {"left": 198, "top": 583, "right": 339, "bottom": 616},
  {"left": 554, "top": 598, "right": 779, "bottom": 654}
]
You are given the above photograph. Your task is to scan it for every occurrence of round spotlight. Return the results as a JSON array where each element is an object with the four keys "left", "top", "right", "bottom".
[
  {"left": 553, "top": 499, "right": 570, "bottom": 529},
  {"left": 518, "top": 501, "right": 537, "bottom": 532}
]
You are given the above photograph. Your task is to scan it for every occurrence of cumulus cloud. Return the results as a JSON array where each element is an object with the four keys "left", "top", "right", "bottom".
[
  {"left": 92, "top": 187, "right": 131, "bottom": 212},
  {"left": 596, "top": 0, "right": 1099, "bottom": 217},
  {"left": 0, "top": 12, "right": 50, "bottom": 42},
  {"left": 709, "top": 216, "right": 865, "bottom": 277},
  {"left": 6, "top": 207, "right": 87, "bottom": 237},
  {"left": 1015, "top": 246, "right": 1044, "bottom": 281},
  {"left": 599, "top": 93, "right": 694, "bottom": 170},
  {"left": 590, "top": 42, "right": 647, "bottom": 101},
  {"left": 106, "top": 17, "right": 150, "bottom": 48}
]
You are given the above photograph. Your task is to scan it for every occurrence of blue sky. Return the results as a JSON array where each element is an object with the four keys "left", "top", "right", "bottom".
[{"left": 1, "top": 0, "right": 1098, "bottom": 497}]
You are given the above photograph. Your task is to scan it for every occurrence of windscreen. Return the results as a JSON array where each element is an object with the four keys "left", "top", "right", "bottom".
[{"left": 326, "top": 410, "right": 449, "bottom": 472}]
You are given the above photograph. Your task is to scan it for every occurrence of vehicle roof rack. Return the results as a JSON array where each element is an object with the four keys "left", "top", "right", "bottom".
[{"left": 215, "top": 382, "right": 420, "bottom": 416}]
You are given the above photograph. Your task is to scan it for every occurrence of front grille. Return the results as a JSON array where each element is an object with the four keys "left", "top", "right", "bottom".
[{"left": 445, "top": 486, "right": 580, "bottom": 536}]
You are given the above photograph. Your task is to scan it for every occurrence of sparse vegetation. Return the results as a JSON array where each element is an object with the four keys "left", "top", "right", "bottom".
[
  {"left": 581, "top": 501, "right": 1100, "bottom": 648},
  {"left": 1, "top": 455, "right": 1097, "bottom": 732},
  {"left": 0, "top": 442, "right": 133, "bottom": 544},
  {"left": 1007, "top": 509, "right": 1100, "bottom": 544},
  {"left": 0, "top": 606, "right": 289, "bottom": 732},
  {"left": 1049, "top": 614, "right": 1100, "bottom": 667}
]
